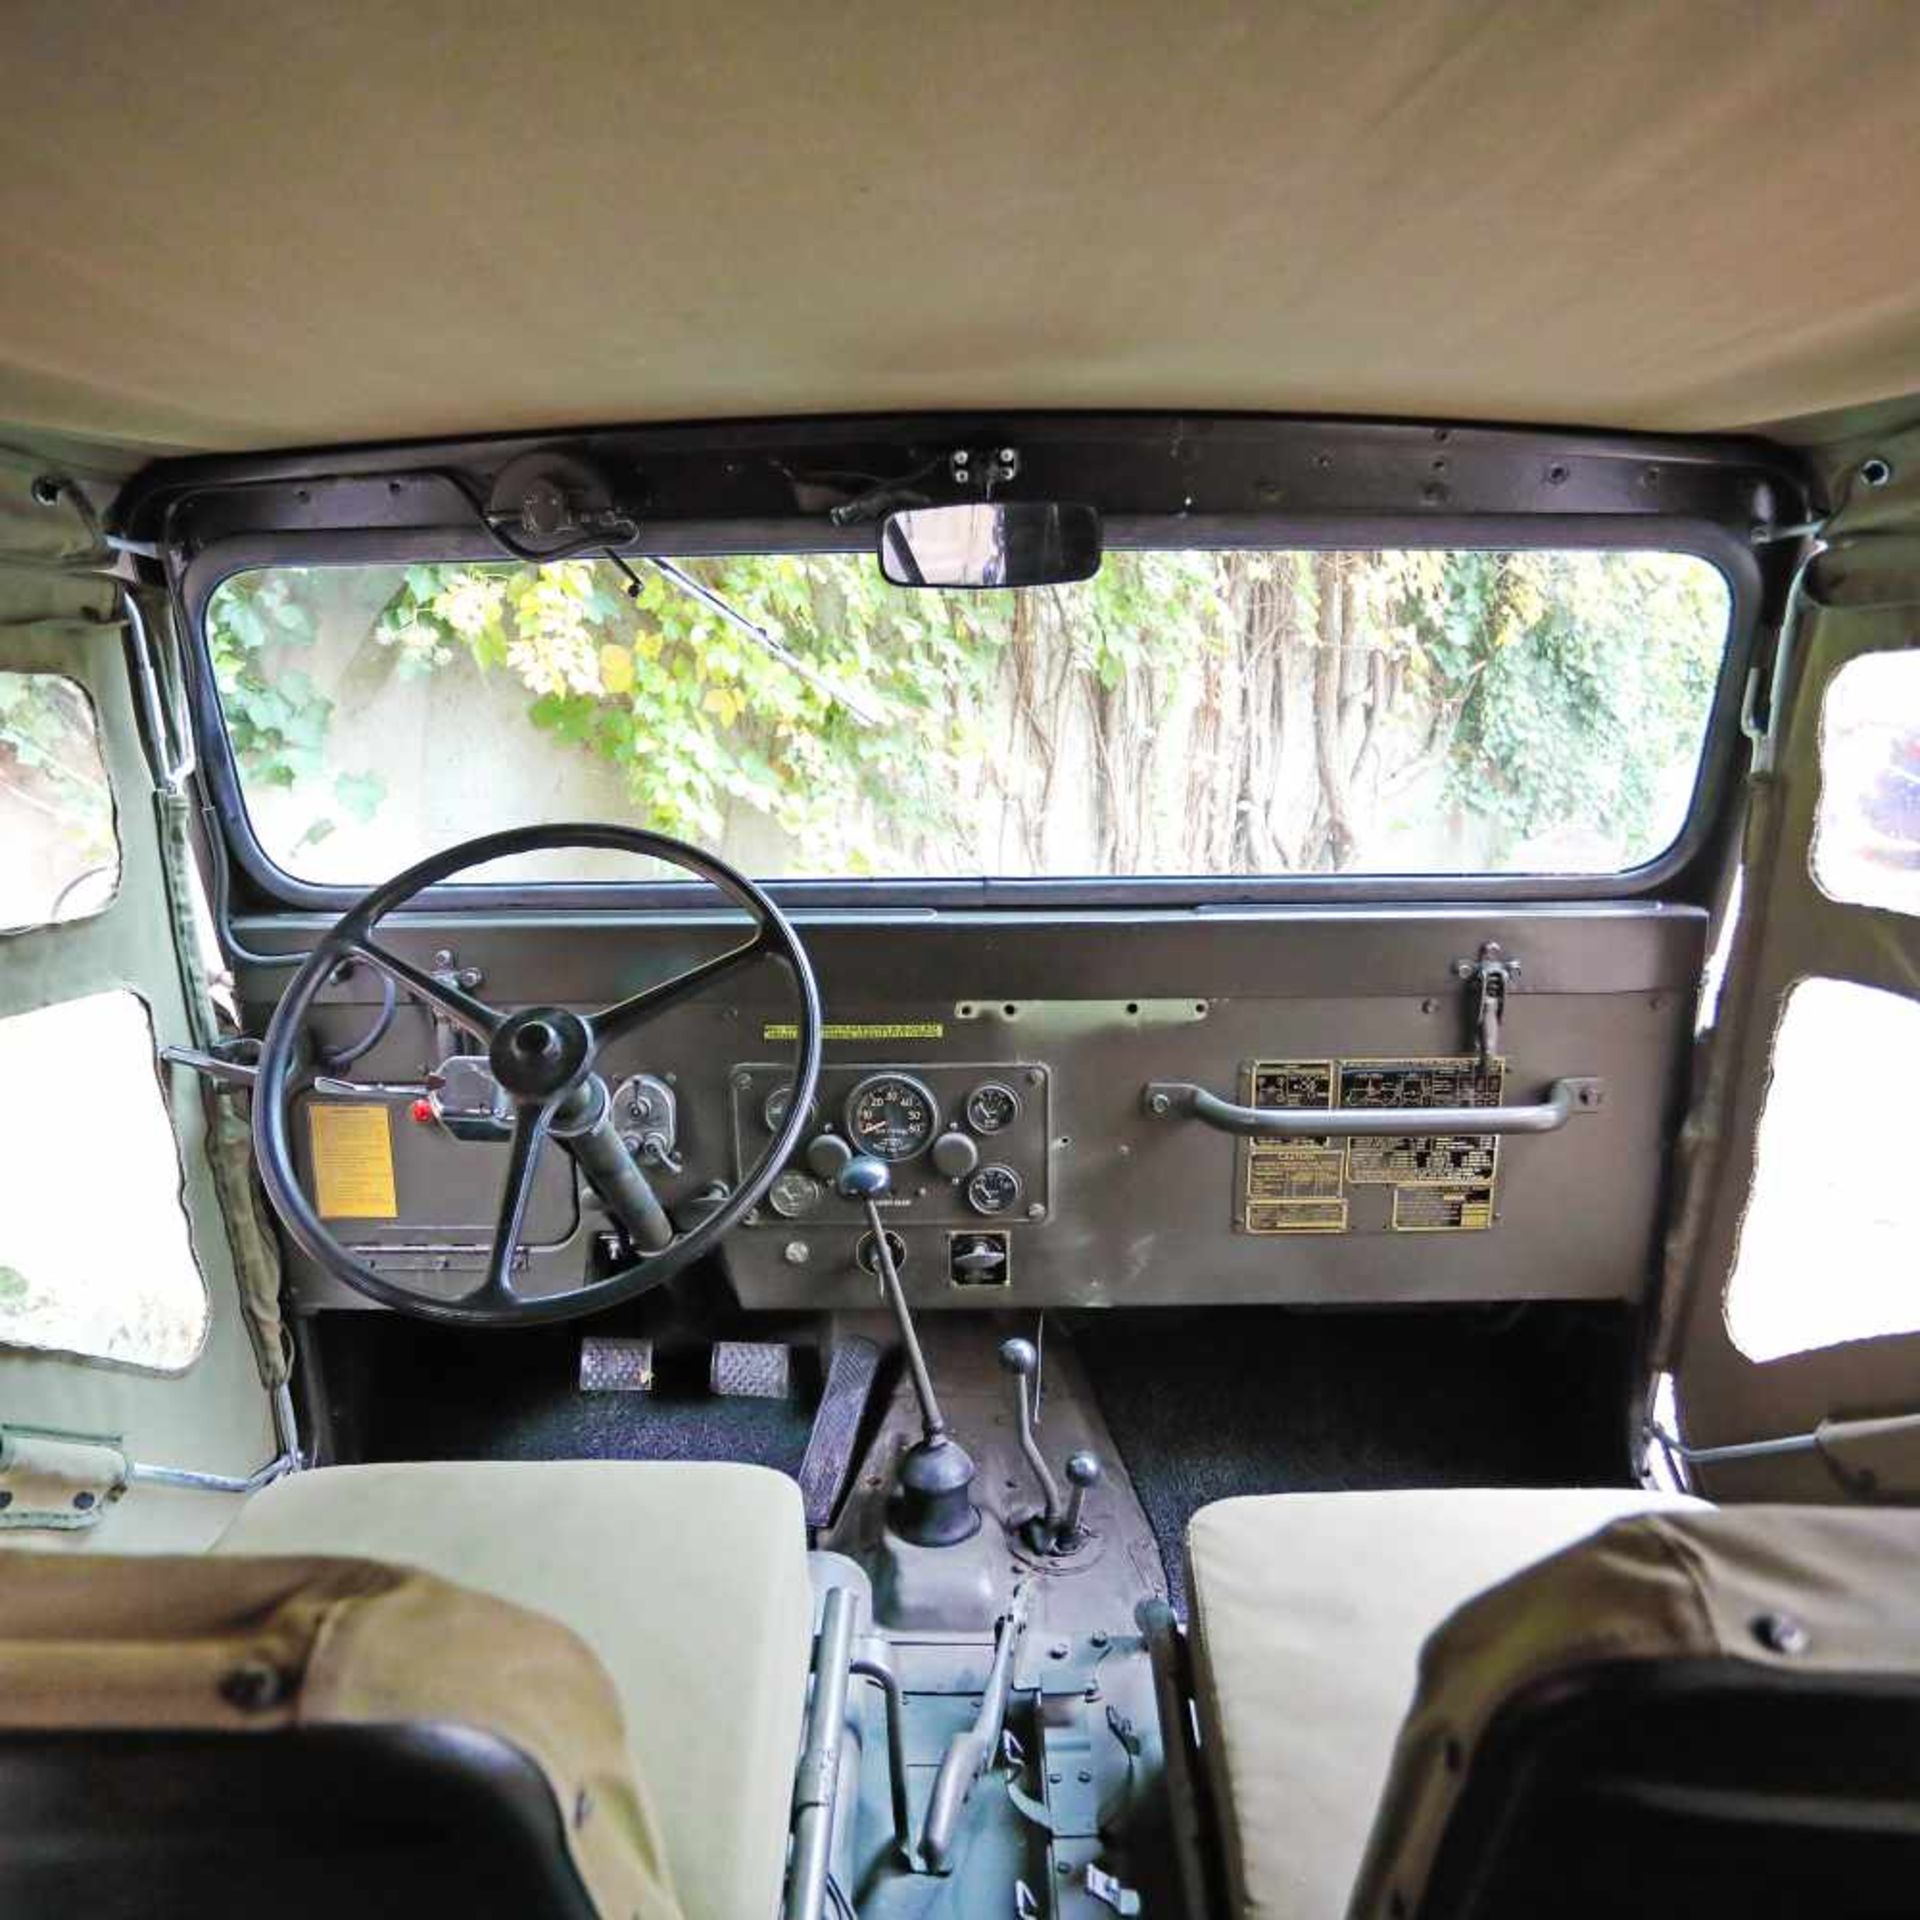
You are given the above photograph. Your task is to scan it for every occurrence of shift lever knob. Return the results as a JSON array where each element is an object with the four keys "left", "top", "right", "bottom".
[
  {"left": 836, "top": 1156, "right": 892, "bottom": 1200},
  {"left": 997, "top": 1336, "right": 1064, "bottom": 1542},
  {"left": 1061, "top": 1449, "right": 1102, "bottom": 1545}
]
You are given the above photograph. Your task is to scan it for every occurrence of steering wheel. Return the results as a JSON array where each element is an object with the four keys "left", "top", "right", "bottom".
[{"left": 252, "top": 824, "right": 822, "bottom": 1327}]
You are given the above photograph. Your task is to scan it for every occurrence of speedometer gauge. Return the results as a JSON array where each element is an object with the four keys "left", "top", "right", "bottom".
[{"left": 844, "top": 1072, "right": 939, "bottom": 1162}]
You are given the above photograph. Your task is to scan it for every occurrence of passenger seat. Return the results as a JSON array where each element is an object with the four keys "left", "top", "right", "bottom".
[{"left": 1183, "top": 1488, "right": 1702, "bottom": 1917}]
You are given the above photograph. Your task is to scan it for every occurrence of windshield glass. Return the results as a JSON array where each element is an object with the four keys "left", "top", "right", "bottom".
[{"left": 206, "top": 548, "right": 1730, "bottom": 886}]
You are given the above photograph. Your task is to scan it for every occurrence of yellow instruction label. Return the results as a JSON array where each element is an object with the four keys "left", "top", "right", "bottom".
[
  {"left": 762, "top": 1021, "right": 945, "bottom": 1043},
  {"left": 309, "top": 1103, "right": 399, "bottom": 1219}
]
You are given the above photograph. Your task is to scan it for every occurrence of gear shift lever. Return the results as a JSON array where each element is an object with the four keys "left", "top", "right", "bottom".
[
  {"left": 998, "top": 1337, "right": 1102, "bottom": 1555},
  {"left": 837, "top": 1157, "right": 979, "bottom": 1546}
]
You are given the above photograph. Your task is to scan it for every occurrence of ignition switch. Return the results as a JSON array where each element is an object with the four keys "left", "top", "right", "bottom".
[{"left": 611, "top": 1073, "right": 682, "bottom": 1173}]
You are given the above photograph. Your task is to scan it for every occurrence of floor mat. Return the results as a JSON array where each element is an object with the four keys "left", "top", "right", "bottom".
[
  {"left": 1071, "top": 1305, "right": 1633, "bottom": 1613},
  {"left": 312, "top": 1316, "right": 818, "bottom": 1477}
]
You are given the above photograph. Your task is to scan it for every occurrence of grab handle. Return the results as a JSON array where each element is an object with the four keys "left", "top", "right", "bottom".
[{"left": 1140, "top": 1077, "right": 1604, "bottom": 1138}]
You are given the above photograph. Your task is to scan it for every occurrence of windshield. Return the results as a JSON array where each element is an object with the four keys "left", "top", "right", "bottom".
[{"left": 206, "top": 547, "right": 1730, "bottom": 887}]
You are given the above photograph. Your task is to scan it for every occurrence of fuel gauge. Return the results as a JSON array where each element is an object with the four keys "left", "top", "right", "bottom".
[{"left": 964, "top": 1164, "right": 1023, "bottom": 1216}]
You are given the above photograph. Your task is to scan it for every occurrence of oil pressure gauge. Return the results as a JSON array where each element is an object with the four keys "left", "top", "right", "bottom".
[
  {"left": 965, "top": 1163, "right": 1023, "bottom": 1216},
  {"left": 844, "top": 1072, "right": 939, "bottom": 1162}
]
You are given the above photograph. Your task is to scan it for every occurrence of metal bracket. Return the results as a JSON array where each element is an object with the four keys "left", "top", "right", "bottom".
[
  {"left": 951, "top": 446, "right": 1020, "bottom": 493},
  {"left": 1454, "top": 941, "right": 1520, "bottom": 1069}
]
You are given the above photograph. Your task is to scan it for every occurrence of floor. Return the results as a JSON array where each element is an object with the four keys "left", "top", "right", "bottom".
[
  {"left": 314, "top": 1301, "right": 1635, "bottom": 1616},
  {"left": 1071, "top": 1304, "right": 1634, "bottom": 1611},
  {"left": 312, "top": 1311, "right": 819, "bottom": 1474}
]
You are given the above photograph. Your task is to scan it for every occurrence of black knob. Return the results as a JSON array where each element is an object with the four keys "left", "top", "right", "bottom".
[{"left": 805, "top": 1134, "right": 853, "bottom": 1181}]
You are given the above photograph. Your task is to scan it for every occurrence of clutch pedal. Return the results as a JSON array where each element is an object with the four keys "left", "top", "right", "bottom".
[
  {"left": 798, "top": 1336, "right": 881, "bottom": 1531},
  {"left": 577, "top": 1336, "right": 654, "bottom": 1394}
]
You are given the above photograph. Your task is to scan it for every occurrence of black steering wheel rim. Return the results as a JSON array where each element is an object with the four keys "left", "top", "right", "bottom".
[{"left": 252, "top": 822, "right": 822, "bottom": 1327}]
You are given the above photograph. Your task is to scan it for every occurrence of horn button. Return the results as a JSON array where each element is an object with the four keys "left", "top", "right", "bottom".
[{"left": 490, "top": 1007, "right": 593, "bottom": 1101}]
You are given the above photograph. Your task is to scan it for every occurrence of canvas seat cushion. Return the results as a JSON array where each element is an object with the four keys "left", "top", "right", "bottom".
[{"left": 216, "top": 1459, "right": 813, "bottom": 1920}]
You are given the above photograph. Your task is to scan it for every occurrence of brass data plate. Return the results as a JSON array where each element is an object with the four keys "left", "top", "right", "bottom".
[
  {"left": 1241, "top": 1061, "right": 1348, "bottom": 1234},
  {"left": 1240, "top": 1055, "right": 1505, "bottom": 1235}
]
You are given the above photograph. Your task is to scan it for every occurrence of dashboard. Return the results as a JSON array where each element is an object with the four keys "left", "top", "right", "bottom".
[{"left": 261, "top": 904, "right": 1706, "bottom": 1316}]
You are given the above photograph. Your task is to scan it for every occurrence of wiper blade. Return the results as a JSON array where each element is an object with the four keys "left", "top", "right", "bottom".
[{"left": 606, "top": 553, "right": 883, "bottom": 726}]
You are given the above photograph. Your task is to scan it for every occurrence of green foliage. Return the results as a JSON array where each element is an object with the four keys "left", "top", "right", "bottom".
[
  {"left": 206, "top": 546, "right": 1727, "bottom": 877},
  {"left": 1385, "top": 551, "right": 1723, "bottom": 860},
  {"left": 207, "top": 573, "right": 387, "bottom": 844},
  {"left": 0, "top": 671, "right": 117, "bottom": 883}
]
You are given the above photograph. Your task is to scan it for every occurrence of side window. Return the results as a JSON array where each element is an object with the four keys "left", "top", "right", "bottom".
[
  {"left": 0, "top": 990, "right": 210, "bottom": 1370},
  {"left": 1724, "top": 976, "right": 1918, "bottom": 1362},
  {"left": 0, "top": 671, "right": 120, "bottom": 930},
  {"left": 1811, "top": 649, "right": 1919, "bottom": 916}
]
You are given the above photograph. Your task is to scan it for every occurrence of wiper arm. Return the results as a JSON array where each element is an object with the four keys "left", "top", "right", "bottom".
[{"left": 606, "top": 553, "right": 883, "bottom": 726}]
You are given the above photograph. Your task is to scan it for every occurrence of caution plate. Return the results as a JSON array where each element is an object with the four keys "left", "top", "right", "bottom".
[{"left": 308, "top": 1103, "right": 398, "bottom": 1219}]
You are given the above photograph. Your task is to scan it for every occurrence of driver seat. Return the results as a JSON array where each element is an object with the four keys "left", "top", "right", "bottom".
[{"left": 0, "top": 1460, "right": 814, "bottom": 1920}]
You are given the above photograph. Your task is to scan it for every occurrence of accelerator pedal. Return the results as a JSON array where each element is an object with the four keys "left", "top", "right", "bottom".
[
  {"left": 578, "top": 1336, "right": 654, "bottom": 1394},
  {"left": 710, "top": 1340, "right": 794, "bottom": 1400},
  {"left": 797, "top": 1335, "right": 882, "bottom": 1532}
]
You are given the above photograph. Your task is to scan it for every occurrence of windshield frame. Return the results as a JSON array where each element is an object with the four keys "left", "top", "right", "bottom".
[{"left": 179, "top": 511, "right": 1758, "bottom": 916}]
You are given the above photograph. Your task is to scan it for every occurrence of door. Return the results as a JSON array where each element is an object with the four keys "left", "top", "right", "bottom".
[
  {"left": 0, "top": 450, "right": 280, "bottom": 1551},
  {"left": 1662, "top": 433, "right": 1920, "bottom": 1502}
]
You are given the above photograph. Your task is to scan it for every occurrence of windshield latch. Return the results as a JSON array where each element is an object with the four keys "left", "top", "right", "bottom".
[{"left": 1455, "top": 942, "right": 1520, "bottom": 1069}]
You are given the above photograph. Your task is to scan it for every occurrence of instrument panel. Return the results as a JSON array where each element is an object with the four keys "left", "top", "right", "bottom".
[{"left": 728, "top": 1061, "right": 1053, "bottom": 1235}]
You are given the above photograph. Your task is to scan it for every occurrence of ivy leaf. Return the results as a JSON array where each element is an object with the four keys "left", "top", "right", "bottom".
[
  {"left": 599, "top": 644, "right": 636, "bottom": 695},
  {"left": 333, "top": 771, "right": 386, "bottom": 822}
]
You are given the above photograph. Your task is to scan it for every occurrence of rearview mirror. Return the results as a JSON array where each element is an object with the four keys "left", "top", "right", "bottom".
[{"left": 877, "top": 502, "right": 1103, "bottom": 589}]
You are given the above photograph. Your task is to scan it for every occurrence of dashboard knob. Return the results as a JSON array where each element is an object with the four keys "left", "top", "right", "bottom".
[
  {"left": 805, "top": 1133, "right": 853, "bottom": 1181},
  {"left": 836, "top": 1156, "right": 893, "bottom": 1200},
  {"left": 930, "top": 1130, "right": 980, "bottom": 1179}
]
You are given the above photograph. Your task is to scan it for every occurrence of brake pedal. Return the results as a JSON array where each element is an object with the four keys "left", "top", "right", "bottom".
[
  {"left": 578, "top": 1336, "right": 654, "bottom": 1394},
  {"left": 798, "top": 1336, "right": 881, "bottom": 1531},
  {"left": 710, "top": 1340, "right": 793, "bottom": 1399}
]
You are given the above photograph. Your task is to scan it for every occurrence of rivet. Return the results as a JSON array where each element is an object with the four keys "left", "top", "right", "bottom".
[
  {"left": 1089, "top": 1630, "right": 1110, "bottom": 1649},
  {"left": 71, "top": 1491, "right": 95, "bottom": 1512},
  {"left": 1048, "top": 1770, "right": 1063, "bottom": 1785},
  {"left": 1077, "top": 1768, "right": 1093, "bottom": 1784},
  {"left": 1752, "top": 1611, "right": 1810, "bottom": 1656},
  {"left": 219, "top": 1659, "right": 291, "bottom": 1712},
  {"left": 1049, "top": 1640, "right": 1070, "bottom": 1660}
]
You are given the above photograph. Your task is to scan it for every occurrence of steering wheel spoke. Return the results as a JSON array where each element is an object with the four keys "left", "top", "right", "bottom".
[
  {"left": 592, "top": 930, "right": 769, "bottom": 1044},
  {"left": 473, "top": 1098, "right": 555, "bottom": 1303},
  {"left": 352, "top": 937, "right": 503, "bottom": 1044}
]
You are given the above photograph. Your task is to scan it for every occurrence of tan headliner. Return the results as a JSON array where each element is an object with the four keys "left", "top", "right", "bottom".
[{"left": 5, "top": 0, "right": 1919, "bottom": 461}]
